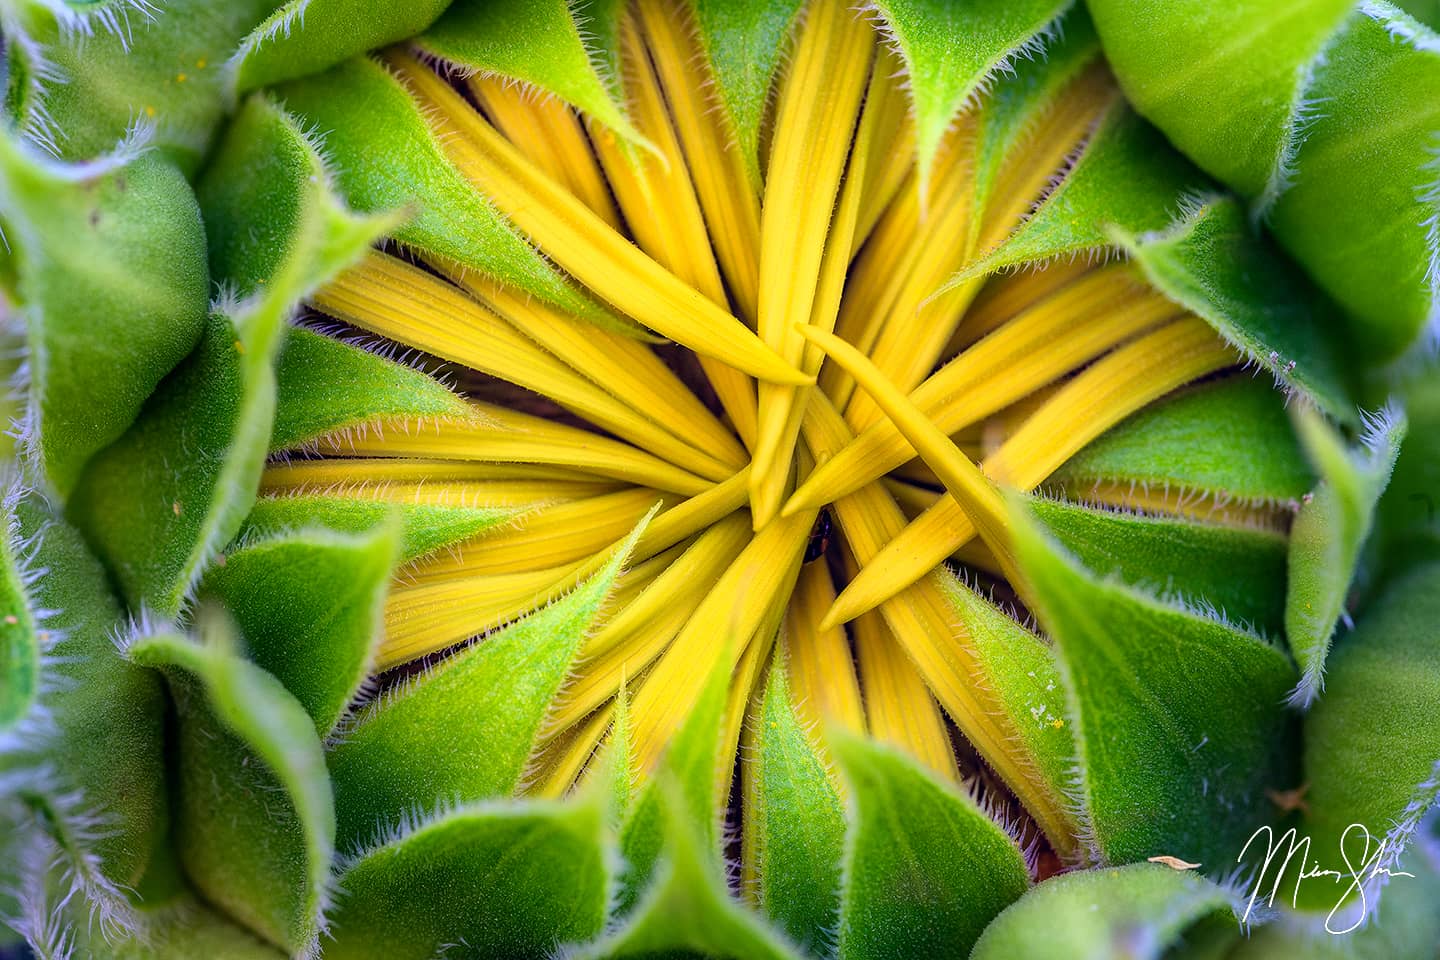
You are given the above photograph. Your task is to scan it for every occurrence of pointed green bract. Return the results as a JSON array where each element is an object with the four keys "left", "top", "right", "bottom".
[
  {"left": 276, "top": 57, "right": 612, "bottom": 322},
  {"left": 0, "top": 136, "right": 207, "bottom": 497},
  {"left": 417, "top": 0, "right": 643, "bottom": 145},
  {"left": 0, "top": 491, "right": 40, "bottom": 733},
  {"left": 1377, "top": 365, "right": 1440, "bottom": 574},
  {"left": 833, "top": 732, "right": 1030, "bottom": 960},
  {"left": 243, "top": 494, "right": 517, "bottom": 563},
  {"left": 269, "top": 327, "right": 475, "bottom": 452},
  {"left": 971, "top": 863, "right": 1237, "bottom": 960},
  {"left": 687, "top": 0, "right": 806, "bottom": 186},
  {"left": 972, "top": 6, "right": 1101, "bottom": 226},
  {"left": 617, "top": 645, "right": 732, "bottom": 911},
  {"left": 1297, "top": 562, "right": 1440, "bottom": 916},
  {"left": 871, "top": 0, "right": 1071, "bottom": 186},
  {"left": 575, "top": 0, "right": 627, "bottom": 102},
  {"left": 959, "top": 103, "right": 1199, "bottom": 275},
  {"left": 204, "top": 520, "right": 401, "bottom": 736},
  {"left": 1117, "top": 196, "right": 1359, "bottom": 425},
  {"left": 329, "top": 797, "right": 612, "bottom": 960},
  {"left": 1010, "top": 500, "right": 1299, "bottom": 868},
  {"left": 68, "top": 119, "right": 385, "bottom": 615},
  {"left": 1086, "top": 0, "right": 1355, "bottom": 200},
  {"left": 1285, "top": 405, "right": 1405, "bottom": 706},
  {"left": 751, "top": 663, "right": 846, "bottom": 954},
  {"left": 1054, "top": 377, "right": 1316, "bottom": 505},
  {"left": 197, "top": 93, "right": 402, "bottom": 299},
  {"left": 10, "top": 0, "right": 278, "bottom": 172},
  {"left": 4, "top": 496, "right": 166, "bottom": 890},
  {"left": 326, "top": 517, "right": 645, "bottom": 848},
  {"left": 938, "top": 575, "right": 1078, "bottom": 803},
  {"left": 68, "top": 896, "right": 287, "bottom": 959},
  {"left": 1031, "top": 495, "right": 1290, "bottom": 635},
  {"left": 570, "top": 779, "right": 806, "bottom": 960},
  {"left": 127, "top": 613, "right": 335, "bottom": 957},
  {"left": 230, "top": 0, "right": 455, "bottom": 93}
]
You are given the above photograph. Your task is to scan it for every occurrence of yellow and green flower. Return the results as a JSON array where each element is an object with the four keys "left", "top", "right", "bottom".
[{"left": 1, "top": 1, "right": 1438, "bottom": 958}]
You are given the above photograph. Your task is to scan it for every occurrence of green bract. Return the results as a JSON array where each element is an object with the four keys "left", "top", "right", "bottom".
[{"left": 0, "top": 1, "right": 1436, "bottom": 958}]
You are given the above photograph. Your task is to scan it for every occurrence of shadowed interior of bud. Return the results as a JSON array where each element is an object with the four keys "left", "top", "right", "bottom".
[{"left": 258, "top": 0, "right": 1294, "bottom": 865}]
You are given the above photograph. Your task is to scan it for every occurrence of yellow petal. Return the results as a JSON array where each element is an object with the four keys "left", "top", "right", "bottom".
[
  {"left": 784, "top": 561, "right": 865, "bottom": 736},
  {"left": 853, "top": 606, "right": 957, "bottom": 781}
]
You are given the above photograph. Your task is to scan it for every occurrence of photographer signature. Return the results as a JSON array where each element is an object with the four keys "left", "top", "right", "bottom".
[{"left": 1237, "top": 824, "right": 1413, "bottom": 934}]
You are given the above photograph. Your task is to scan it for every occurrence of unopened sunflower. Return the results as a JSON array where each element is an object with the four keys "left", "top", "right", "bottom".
[{"left": 1, "top": 1, "right": 1438, "bottom": 958}]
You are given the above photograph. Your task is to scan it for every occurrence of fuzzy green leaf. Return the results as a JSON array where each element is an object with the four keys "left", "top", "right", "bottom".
[
  {"left": 1377, "top": 365, "right": 1440, "bottom": 574},
  {"left": 971, "top": 862, "right": 1237, "bottom": 960},
  {"left": 242, "top": 493, "right": 517, "bottom": 564},
  {"left": 9, "top": 0, "right": 278, "bottom": 172},
  {"left": 326, "top": 516, "right": 646, "bottom": 849},
  {"left": 127, "top": 612, "right": 335, "bottom": 957},
  {"left": 1086, "top": 0, "right": 1355, "bottom": 200},
  {"left": 0, "top": 490, "right": 41, "bottom": 732},
  {"left": 1030, "top": 495, "right": 1290, "bottom": 636},
  {"left": 276, "top": 57, "right": 613, "bottom": 323},
  {"left": 833, "top": 731, "right": 1031, "bottom": 960},
  {"left": 417, "top": 0, "right": 642, "bottom": 144},
  {"left": 231, "top": 0, "right": 455, "bottom": 93},
  {"left": 1285, "top": 405, "right": 1405, "bottom": 706},
  {"left": 1297, "top": 562, "right": 1440, "bottom": 916},
  {"left": 1054, "top": 376, "right": 1316, "bottom": 505},
  {"left": 0, "top": 136, "right": 207, "bottom": 497},
  {"left": 686, "top": 0, "right": 806, "bottom": 186},
  {"left": 1010, "top": 499, "right": 1299, "bottom": 867},
  {"left": 328, "top": 796, "right": 611, "bottom": 960},
  {"left": 68, "top": 896, "right": 287, "bottom": 960},
  {"left": 871, "top": 0, "right": 1071, "bottom": 184},
  {"left": 270, "top": 327, "right": 475, "bottom": 452},
  {"left": 68, "top": 113, "right": 385, "bottom": 615},
  {"left": 1116, "top": 196, "right": 1359, "bottom": 425},
  {"left": 751, "top": 662, "right": 846, "bottom": 954},
  {"left": 204, "top": 520, "right": 401, "bottom": 736},
  {"left": 570, "top": 778, "right": 806, "bottom": 960}
]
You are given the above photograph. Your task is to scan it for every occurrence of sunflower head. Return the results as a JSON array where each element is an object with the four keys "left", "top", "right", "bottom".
[{"left": 1, "top": 1, "right": 1438, "bottom": 958}]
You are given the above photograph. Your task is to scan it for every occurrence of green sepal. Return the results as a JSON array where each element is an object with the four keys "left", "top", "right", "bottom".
[
  {"left": 832, "top": 731, "right": 1031, "bottom": 960},
  {"left": 416, "top": 0, "right": 645, "bottom": 146},
  {"left": 616, "top": 640, "right": 732, "bottom": 912},
  {"left": 126, "top": 610, "right": 335, "bottom": 958},
  {"left": 750, "top": 662, "right": 846, "bottom": 955},
  {"left": 686, "top": 0, "right": 806, "bottom": 187},
  {"left": 937, "top": 574, "right": 1077, "bottom": 804},
  {"left": 0, "top": 487, "right": 42, "bottom": 732},
  {"left": 3, "top": 495, "right": 166, "bottom": 891},
  {"left": 972, "top": 6, "right": 1102, "bottom": 226},
  {"left": 229, "top": 0, "right": 455, "bottom": 94},
  {"left": 567, "top": 778, "right": 806, "bottom": 960},
  {"left": 1010, "top": 498, "right": 1300, "bottom": 868},
  {"left": 325, "top": 512, "right": 649, "bottom": 849},
  {"left": 1266, "top": 6, "right": 1440, "bottom": 363},
  {"left": 1376, "top": 365, "right": 1440, "bottom": 574},
  {"left": 1030, "top": 494, "right": 1290, "bottom": 636},
  {"left": 274, "top": 56, "right": 615, "bottom": 324},
  {"left": 1115, "top": 196, "right": 1359, "bottom": 425},
  {"left": 1285, "top": 404, "right": 1405, "bottom": 706},
  {"left": 1053, "top": 376, "right": 1316, "bottom": 505},
  {"left": 870, "top": 0, "right": 1071, "bottom": 189},
  {"left": 242, "top": 493, "right": 517, "bottom": 564},
  {"left": 0, "top": 134, "right": 207, "bottom": 497},
  {"left": 270, "top": 327, "right": 476, "bottom": 452},
  {"left": 197, "top": 93, "right": 400, "bottom": 297},
  {"left": 203, "top": 519, "right": 401, "bottom": 736},
  {"left": 7, "top": 0, "right": 279, "bottom": 172},
  {"left": 1085, "top": 0, "right": 1355, "bottom": 201},
  {"left": 66, "top": 896, "right": 287, "bottom": 960},
  {"left": 1296, "top": 561, "right": 1440, "bottom": 917},
  {"left": 958, "top": 103, "right": 1199, "bottom": 276},
  {"left": 327, "top": 795, "right": 612, "bottom": 960},
  {"left": 971, "top": 862, "right": 1237, "bottom": 960},
  {"left": 68, "top": 118, "right": 386, "bottom": 616}
]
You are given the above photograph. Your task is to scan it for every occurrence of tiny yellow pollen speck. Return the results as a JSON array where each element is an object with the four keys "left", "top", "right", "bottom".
[
  {"left": 172, "top": 501, "right": 182, "bottom": 516},
  {"left": 176, "top": 73, "right": 187, "bottom": 83},
  {"left": 196, "top": 58, "right": 207, "bottom": 68},
  {"left": 1050, "top": 718, "right": 1065, "bottom": 729},
  {"left": 234, "top": 339, "right": 246, "bottom": 354},
  {"left": 144, "top": 105, "right": 156, "bottom": 118}
]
